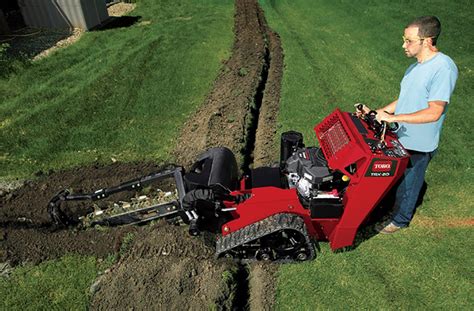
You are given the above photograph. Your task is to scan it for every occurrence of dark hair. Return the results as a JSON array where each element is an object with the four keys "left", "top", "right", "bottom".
[{"left": 406, "top": 16, "right": 441, "bottom": 46}]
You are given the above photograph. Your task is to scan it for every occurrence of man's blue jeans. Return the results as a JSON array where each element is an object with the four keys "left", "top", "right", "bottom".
[{"left": 392, "top": 149, "right": 437, "bottom": 228}]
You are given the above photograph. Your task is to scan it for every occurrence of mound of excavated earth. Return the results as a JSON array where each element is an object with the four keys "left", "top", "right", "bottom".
[
  {"left": 90, "top": 223, "right": 238, "bottom": 310},
  {"left": 1, "top": 0, "right": 283, "bottom": 309},
  {"left": 1, "top": 162, "right": 164, "bottom": 264}
]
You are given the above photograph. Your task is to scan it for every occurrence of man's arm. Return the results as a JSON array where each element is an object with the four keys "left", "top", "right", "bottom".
[
  {"left": 376, "top": 101, "right": 447, "bottom": 124},
  {"left": 355, "top": 99, "right": 397, "bottom": 115},
  {"left": 376, "top": 99, "right": 398, "bottom": 115}
]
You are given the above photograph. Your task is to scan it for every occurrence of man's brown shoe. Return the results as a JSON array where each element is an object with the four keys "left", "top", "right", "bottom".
[{"left": 377, "top": 222, "right": 402, "bottom": 234}]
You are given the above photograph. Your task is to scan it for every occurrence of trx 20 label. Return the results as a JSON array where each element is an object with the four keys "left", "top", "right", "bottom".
[{"left": 365, "top": 159, "right": 397, "bottom": 177}]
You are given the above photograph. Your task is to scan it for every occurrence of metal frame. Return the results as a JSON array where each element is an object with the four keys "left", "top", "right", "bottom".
[{"left": 48, "top": 166, "right": 187, "bottom": 226}]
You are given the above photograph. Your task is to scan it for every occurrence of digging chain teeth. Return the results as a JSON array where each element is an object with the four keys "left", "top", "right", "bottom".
[{"left": 215, "top": 213, "right": 315, "bottom": 263}]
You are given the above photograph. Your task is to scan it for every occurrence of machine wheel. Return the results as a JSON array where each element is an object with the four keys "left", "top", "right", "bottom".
[
  {"left": 216, "top": 213, "right": 316, "bottom": 263},
  {"left": 294, "top": 248, "right": 310, "bottom": 261},
  {"left": 256, "top": 248, "right": 274, "bottom": 261}
]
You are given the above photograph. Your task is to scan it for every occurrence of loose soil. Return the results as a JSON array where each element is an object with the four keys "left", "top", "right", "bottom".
[
  {"left": 0, "top": 161, "right": 166, "bottom": 264},
  {"left": 173, "top": 0, "right": 271, "bottom": 169},
  {"left": 0, "top": 0, "right": 283, "bottom": 309},
  {"left": 90, "top": 223, "right": 237, "bottom": 310}
]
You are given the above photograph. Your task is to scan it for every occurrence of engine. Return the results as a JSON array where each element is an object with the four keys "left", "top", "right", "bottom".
[
  {"left": 285, "top": 147, "right": 332, "bottom": 197},
  {"left": 283, "top": 146, "right": 348, "bottom": 218}
]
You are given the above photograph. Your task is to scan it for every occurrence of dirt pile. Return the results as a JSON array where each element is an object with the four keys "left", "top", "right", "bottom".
[
  {"left": 91, "top": 223, "right": 237, "bottom": 310},
  {"left": 173, "top": 0, "right": 267, "bottom": 169},
  {"left": 253, "top": 23, "right": 283, "bottom": 167},
  {"left": 0, "top": 162, "right": 164, "bottom": 264},
  {"left": 0, "top": 163, "right": 241, "bottom": 309}
]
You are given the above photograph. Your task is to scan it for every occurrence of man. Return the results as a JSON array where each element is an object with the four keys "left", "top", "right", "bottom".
[{"left": 375, "top": 16, "right": 458, "bottom": 234}]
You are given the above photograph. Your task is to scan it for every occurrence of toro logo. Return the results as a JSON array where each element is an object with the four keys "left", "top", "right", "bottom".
[
  {"left": 372, "top": 161, "right": 392, "bottom": 172},
  {"left": 365, "top": 159, "right": 396, "bottom": 177}
]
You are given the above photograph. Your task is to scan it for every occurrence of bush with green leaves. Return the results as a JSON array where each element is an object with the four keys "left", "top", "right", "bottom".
[{"left": 0, "top": 43, "right": 10, "bottom": 77}]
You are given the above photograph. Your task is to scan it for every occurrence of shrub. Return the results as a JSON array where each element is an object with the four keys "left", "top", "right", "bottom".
[{"left": 0, "top": 43, "right": 30, "bottom": 79}]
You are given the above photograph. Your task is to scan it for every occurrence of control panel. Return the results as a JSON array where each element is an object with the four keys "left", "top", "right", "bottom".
[{"left": 350, "top": 111, "right": 408, "bottom": 158}]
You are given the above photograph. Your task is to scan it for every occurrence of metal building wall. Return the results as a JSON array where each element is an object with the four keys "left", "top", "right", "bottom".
[{"left": 18, "top": 0, "right": 109, "bottom": 30}]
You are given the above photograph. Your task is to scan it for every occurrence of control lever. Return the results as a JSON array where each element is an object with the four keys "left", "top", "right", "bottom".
[
  {"left": 375, "top": 111, "right": 399, "bottom": 144},
  {"left": 354, "top": 103, "right": 370, "bottom": 117},
  {"left": 380, "top": 121, "right": 387, "bottom": 144}
]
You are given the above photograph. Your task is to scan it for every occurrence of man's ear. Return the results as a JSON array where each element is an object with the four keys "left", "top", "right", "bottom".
[
  {"left": 426, "top": 38, "right": 438, "bottom": 52},
  {"left": 423, "top": 37, "right": 431, "bottom": 48},
  {"left": 426, "top": 37, "right": 434, "bottom": 46}
]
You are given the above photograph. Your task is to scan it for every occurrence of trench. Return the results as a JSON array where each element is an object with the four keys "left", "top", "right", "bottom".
[
  {"left": 234, "top": 50, "right": 271, "bottom": 311},
  {"left": 233, "top": 264, "right": 251, "bottom": 310},
  {"left": 235, "top": 9, "right": 274, "bottom": 310},
  {"left": 241, "top": 46, "right": 271, "bottom": 174}
]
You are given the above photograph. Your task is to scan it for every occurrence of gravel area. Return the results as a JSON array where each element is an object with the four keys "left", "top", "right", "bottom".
[
  {"left": 108, "top": 3, "right": 137, "bottom": 17},
  {"left": 2, "top": 27, "right": 81, "bottom": 60},
  {"left": 32, "top": 28, "right": 84, "bottom": 61}
]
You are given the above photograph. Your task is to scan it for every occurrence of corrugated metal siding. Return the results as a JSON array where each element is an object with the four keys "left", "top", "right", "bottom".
[
  {"left": 58, "top": 0, "right": 84, "bottom": 28},
  {"left": 82, "top": 0, "right": 109, "bottom": 28},
  {"left": 48, "top": 0, "right": 71, "bottom": 28},
  {"left": 96, "top": 0, "right": 109, "bottom": 22},
  {"left": 18, "top": 0, "right": 109, "bottom": 30}
]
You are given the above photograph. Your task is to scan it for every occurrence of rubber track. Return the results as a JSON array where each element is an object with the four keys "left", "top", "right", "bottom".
[{"left": 215, "top": 213, "right": 315, "bottom": 263}]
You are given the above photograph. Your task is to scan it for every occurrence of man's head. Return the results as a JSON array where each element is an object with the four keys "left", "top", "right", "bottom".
[{"left": 402, "top": 16, "right": 441, "bottom": 58}]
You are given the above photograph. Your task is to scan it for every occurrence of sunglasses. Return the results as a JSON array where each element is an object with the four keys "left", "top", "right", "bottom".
[{"left": 402, "top": 36, "right": 432, "bottom": 44}]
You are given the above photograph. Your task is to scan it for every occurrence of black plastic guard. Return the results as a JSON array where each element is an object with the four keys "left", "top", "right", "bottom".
[{"left": 184, "top": 147, "right": 238, "bottom": 191}]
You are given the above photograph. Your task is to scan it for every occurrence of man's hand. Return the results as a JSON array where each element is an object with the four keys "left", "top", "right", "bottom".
[
  {"left": 376, "top": 101, "right": 446, "bottom": 124},
  {"left": 375, "top": 110, "right": 394, "bottom": 123},
  {"left": 354, "top": 103, "right": 371, "bottom": 117}
]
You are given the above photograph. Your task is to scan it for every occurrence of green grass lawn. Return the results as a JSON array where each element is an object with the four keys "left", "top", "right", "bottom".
[
  {"left": 0, "top": 255, "right": 114, "bottom": 310},
  {"left": 260, "top": 0, "right": 473, "bottom": 309},
  {"left": 0, "top": 0, "right": 234, "bottom": 180}
]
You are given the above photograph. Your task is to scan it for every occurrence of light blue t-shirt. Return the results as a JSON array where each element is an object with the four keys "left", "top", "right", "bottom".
[{"left": 395, "top": 52, "right": 458, "bottom": 152}]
